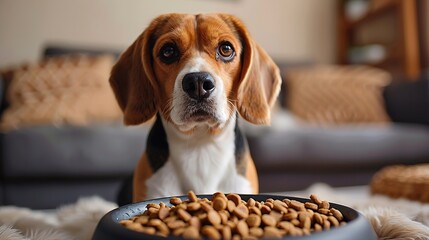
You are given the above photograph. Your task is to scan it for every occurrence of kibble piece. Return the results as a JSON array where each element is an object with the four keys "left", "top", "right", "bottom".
[
  {"left": 147, "top": 219, "right": 162, "bottom": 227},
  {"left": 282, "top": 198, "right": 292, "bottom": 206},
  {"left": 119, "top": 219, "right": 133, "bottom": 226},
  {"left": 289, "top": 200, "right": 306, "bottom": 211},
  {"left": 328, "top": 216, "right": 340, "bottom": 227},
  {"left": 304, "top": 202, "right": 318, "bottom": 211},
  {"left": 330, "top": 208, "right": 344, "bottom": 221},
  {"left": 177, "top": 208, "right": 192, "bottom": 222},
  {"left": 246, "top": 214, "right": 261, "bottom": 227},
  {"left": 269, "top": 210, "right": 283, "bottom": 222},
  {"left": 167, "top": 220, "right": 186, "bottom": 229},
  {"left": 310, "top": 194, "right": 322, "bottom": 205},
  {"left": 301, "top": 217, "right": 311, "bottom": 230},
  {"left": 142, "top": 227, "right": 156, "bottom": 235},
  {"left": 247, "top": 198, "right": 256, "bottom": 207},
  {"left": 188, "top": 191, "right": 198, "bottom": 202},
  {"left": 272, "top": 201, "right": 288, "bottom": 214},
  {"left": 260, "top": 205, "right": 271, "bottom": 214},
  {"left": 323, "top": 219, "right": 331, "bottom": 229},
  {"left": 219, "top": 211, "right": 229, "bottom": 224},
  {"left": 283, "top": 212, "right": 298, "bottom": 221},
  {"left": 302, "top": 228, "right": 310, "bottom": 235},
  {"left": 157, "top": 222, "right": 170, "bottom": 236},
  {"left": 173, "top": 227, "right": 185, "bottom": 236},
  {"left": 320, "top": 200, "right": 330, "bottom": 209},
  {"left": 249, "top": 227, "right": 264, "bottom": 237},
  {"left": 202, "top": 225, "right": 221, "bottom": 239},
  {"left": 182, "top": 226, "right": 200, "bottom": 239},
  {"left": 222, "top": 226, "right": 232, "bottom": 240},
  {"left": 261, "top": 214, "right": 276, "bottom": 227},
  {"left": 298, "top": 212, "right": 309, "bottom": 222},
  {"left": 213, "top": 197, "right": 227, "bottom": 211},
  {"left": 158, "top": 207, "right": 170, "bottom": 220},
  {"left": 278, "top": 221, "right": 294, "bottom": 232},
  {"left": 291, "top": 219, "right": 300, "bottom": 227},
  {"left": 163, "top": 216, "right": 177, "bottom": 223},
  {"left": 187, "top": 202, "right": 201, "bottom": 211},
  {"left": 176, "top": 203, "right": 187, "bottom": 210},
  {"left": 189, "top": 216, "right": 201, "bottom": 229},
  {"left": 200, "top": 201, "right": 214, "bottom": 212},
  {"left": 208, "top": 210, "right": 222, "bottom": 226},
  {"left": 135, "top": 216, "right": 149, "bottom": 224},
  {"left": 232, "top": 235, "right": 241, "bottom": 240},
  {"left": 233, "top": 204, "right": 249, "bottom": 219},
  {"left": 227, "top": 193, "right": 242, "bottom": 206},
  {"left": 227, "top": 200, "right": 236, "bottom": 212},
  {"left": 197, "top": 212, "right": 208, "bottom": 221},
  {"left": 147, "top": 208, "right": 159, "bottom": 218},
  {"left": 314, "top": 223, "right": 323, "bottom": 232},
  {"left": 170, "top": 197, "right": 182, "bottom": 205},
  {"left": 146, "top": 203, "right": 160, "bottom": 209},
  {"left": 236, "top": 220, "right": 249, "bottom": 237},
  {"left": 226, "top": 220, "right": 236, "bottom": 229},
  {"left": 212, "top": 192, "right": 226, "bottom": 200},
  {"left": 289, "top": 227, "right": 304, "bottom": 237},
  {"left": 313, "top": 212, "right": 324, "bottom": 225},
  {"left": 249, "top": 206, "right": 261, "bottom": 216},
  {"left": 318, "top": 208, "right": 330, "bottom": 215},
  {"left": 264, "top": 201, "right": 274, "bottom": 209},
  {"left": 263, "top": 226, "right": 282, "bottom": 238}
]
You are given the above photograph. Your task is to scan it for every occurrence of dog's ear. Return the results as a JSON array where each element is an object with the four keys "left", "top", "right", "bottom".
[
  {"left": 222, "top": 15, "right": 282, "bottom": 125},
  {"left": 109, "top": 30, "right": 157, "bottom": 125}
]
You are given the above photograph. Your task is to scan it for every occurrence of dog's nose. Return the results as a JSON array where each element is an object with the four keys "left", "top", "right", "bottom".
[{"left": 182, "top": 72, "right": 215, "bottom": 100}]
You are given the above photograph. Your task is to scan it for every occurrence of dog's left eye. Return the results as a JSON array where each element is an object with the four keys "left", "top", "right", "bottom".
[
  {"left": 217, "top": 42, "right": 235, "bottom": 62},
  {"left": 159, "top": 44, "right": 179, "bottom": 64}
]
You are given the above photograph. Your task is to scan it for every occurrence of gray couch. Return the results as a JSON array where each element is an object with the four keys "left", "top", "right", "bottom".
[
  {"left": 1, "top": 46, "right": 428, "bottom": 209},
  {"left": 0, "top": 46, "right": 149, "bottom": 209}
]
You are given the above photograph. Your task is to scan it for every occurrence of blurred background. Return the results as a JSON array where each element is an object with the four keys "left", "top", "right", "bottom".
[
  {"left": 0, "top": 0, "right": 428, "bottom": 209},
  {"left": 0, "top": 0, "right": 338, "bottom": 67}
]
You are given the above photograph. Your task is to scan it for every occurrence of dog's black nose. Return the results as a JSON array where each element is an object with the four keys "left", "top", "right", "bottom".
[{"left": 182, "top": 72, "right": 215, "bottom": 100}]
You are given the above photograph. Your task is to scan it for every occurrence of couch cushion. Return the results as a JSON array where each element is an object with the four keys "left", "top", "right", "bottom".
[
  {"left": 249, "top": 124, "right": 429, "bottom": 172},
  {"left": 1, "top": 123, "right": 148, "bottom": 178},
  {"left": 0, "top": 54, "right": 121, "bottom": 130},
  {"left": 284, "top": 65, "right": 392, "bottom": 124}
]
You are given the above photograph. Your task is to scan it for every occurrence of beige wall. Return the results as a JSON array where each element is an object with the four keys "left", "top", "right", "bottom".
[{"left": 0, "top": 0, "right": 337, "bottom": 68}]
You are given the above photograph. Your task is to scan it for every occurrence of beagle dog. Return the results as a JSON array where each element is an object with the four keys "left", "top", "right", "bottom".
[{"left": 110, "top": 13, "right": 281, "bottom": 202}]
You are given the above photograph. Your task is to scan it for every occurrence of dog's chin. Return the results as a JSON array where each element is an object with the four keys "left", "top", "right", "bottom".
[{"left": 171, "top": 109, "right": 227, "bottom": 133}]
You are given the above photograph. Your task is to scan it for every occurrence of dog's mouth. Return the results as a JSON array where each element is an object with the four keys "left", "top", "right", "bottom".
[
  {"left": 187, "top": 106, "right": 217, "bottom": 122},
  {"left": 190, "top": 109, "right": 212, "bottom": 120}
]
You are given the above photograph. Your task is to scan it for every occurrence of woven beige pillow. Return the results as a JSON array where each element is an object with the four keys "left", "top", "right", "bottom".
[
  {"left": 0, "top": 54, "right": 121, "bottom": 130},
  {"left": 285, "top": 65, "right": 392, "bottom": 124}
]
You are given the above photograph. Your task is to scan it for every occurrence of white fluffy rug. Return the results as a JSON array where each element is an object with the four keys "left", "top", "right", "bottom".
[{"left": 0, "top": 184, "right": 428, "bottom": 240}]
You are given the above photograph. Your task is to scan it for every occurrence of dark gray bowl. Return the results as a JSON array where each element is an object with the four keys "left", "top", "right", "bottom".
[{"left": 92, "top": 194, "right": 377, "bottom": 240}]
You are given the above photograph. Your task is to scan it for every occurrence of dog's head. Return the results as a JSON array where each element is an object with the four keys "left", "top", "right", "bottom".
[{"left": 110, "top": 13, "right": 281, "bottom": 133}]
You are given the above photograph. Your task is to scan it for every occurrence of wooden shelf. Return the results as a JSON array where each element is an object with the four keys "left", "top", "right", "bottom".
[
  {"left": 345, "top": 0, "right": 397, "bottom": 29},
  {"left": 337, "top": 0, "right": 421, "bottom": 80}
]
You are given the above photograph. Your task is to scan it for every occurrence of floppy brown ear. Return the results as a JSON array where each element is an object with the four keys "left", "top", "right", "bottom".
[
  {"left": 109, "top": 30, "right": 157, "bottom": 125},
  {"left": 224, "top": 15, "right": 282, "bottom": 125}
]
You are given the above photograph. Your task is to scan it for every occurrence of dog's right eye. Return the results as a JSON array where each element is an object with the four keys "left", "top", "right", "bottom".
[{"left": 159, "top": 44, "right": 179, "bottom": 64}]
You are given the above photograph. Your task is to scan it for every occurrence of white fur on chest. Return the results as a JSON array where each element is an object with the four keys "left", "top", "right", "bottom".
[{"left": 145, "top": 115, "right": 252, "bottom": 199}]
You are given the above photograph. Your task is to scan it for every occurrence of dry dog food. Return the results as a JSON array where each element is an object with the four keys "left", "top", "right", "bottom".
[{"left": 119, "top": 191, "right": 347, "bottom": 239}]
